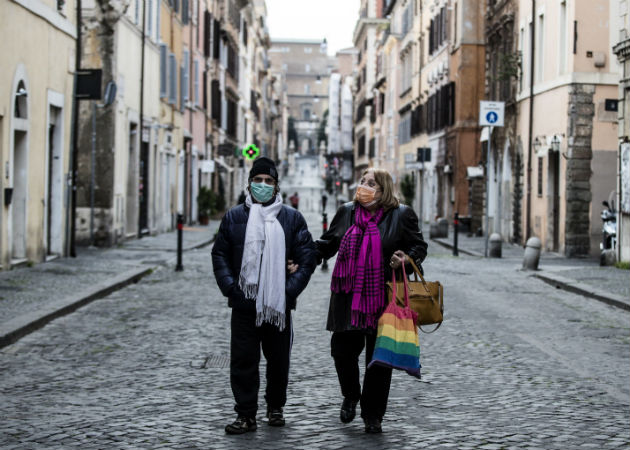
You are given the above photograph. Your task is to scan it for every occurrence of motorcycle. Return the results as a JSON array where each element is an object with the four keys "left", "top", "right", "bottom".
[{"left": 600, "top": 199, "right": 617, "bottom": 265}]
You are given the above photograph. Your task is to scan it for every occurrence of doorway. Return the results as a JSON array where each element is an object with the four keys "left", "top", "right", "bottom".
[
  {"left": 46, "top": 106, "right": 63, "bottom": 256},
  {"left": 11, "top": 130, "right": 27, "bottom": 260},
  {"left": 126, "top": 123, "right": 138, "bottom": 237},
  {"left": 548, "top": 150, "right": 561, "bottom": 251},
  {"left": 138, "top": 134, "right": 149, "bottom": 235}
]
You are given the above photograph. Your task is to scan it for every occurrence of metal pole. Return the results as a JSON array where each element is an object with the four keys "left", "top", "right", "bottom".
[
  {"left": 90, "top": 101, "right": 96, "bottom": 246},
  {"left": 175, "top": 213, "right": 184, "bottom": 271},
  {"left": 484, "top": 127, "right": 492, "bottom": 257},
  {"left": 69, "top": 0, "right": 82, "bottom": 257},
  {"left": 453, "top": 212, "right": 459, "bottom": 257}
]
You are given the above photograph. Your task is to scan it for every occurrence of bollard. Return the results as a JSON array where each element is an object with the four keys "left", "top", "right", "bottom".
[
  {"left": 453, "top": 212, "right": 459, "bottom": 257},
  {"left": 321, "top": 212, "right": 329, "bottom": 271},
  {"left": 489, "top": 233, "right": 502, "bottom": 258},
  {"left": 522, "top": 236, "right": 541, "bottom": 270},
  {"left": 175, "top": 213, "right": 184, "bottom": 272}
]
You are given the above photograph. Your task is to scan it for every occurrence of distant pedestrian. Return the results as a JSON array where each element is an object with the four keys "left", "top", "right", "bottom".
[
  {"left": 322, "top": 193, "right": 328, "bottom": 212},
  {"left": 237, "top": 190, "right": 246, "bottom": 205},
  {"left": 211, "top": 156, "right": 316, "bottom": 434},
  {"left": 315, "top": 168, "right": 428, "bottom": 433},
  {"left": 289, "top": 192, "right": 300, "bottom": 210}
]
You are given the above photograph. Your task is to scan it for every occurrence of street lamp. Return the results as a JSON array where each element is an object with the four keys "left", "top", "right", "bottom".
[{"left": 550, "top": 134, "right": 561, "bottom": 152}]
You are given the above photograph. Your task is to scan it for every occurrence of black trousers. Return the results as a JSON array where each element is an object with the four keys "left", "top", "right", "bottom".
[
  {"left": 230, "top": 310, "right": 293, "bottom": 418},
  {"left": 331, "top": 330, "right": 393, "bottom": 420}
]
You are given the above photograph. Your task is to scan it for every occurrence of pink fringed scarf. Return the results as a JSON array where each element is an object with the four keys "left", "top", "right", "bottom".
[{"left": 331, "top": 206, "right": 384, "bottom": 328}]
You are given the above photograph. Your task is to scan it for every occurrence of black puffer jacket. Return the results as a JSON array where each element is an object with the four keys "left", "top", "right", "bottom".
[
  {"left": 212, "top": 203, "right": 316, "bottom": 313},
  {"left": 316, "top": 202, "right": 428, "bottom": 331}
]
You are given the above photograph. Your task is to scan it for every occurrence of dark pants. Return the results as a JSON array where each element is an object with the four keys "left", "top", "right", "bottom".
[
  {"left": 230, "top": 310, "right": 293, "bottom": 418},
  {"left": 331, "top": 330, "right": 393, "bottom": 420}
]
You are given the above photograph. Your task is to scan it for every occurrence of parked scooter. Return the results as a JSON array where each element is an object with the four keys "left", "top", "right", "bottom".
[{"left": 600, "top": 200, "right": 617, "bottom": 265}]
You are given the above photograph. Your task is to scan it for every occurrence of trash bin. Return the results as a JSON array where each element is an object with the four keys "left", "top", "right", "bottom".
[{"left": 489, "top": 233, "right": 502, "bottom": 258}]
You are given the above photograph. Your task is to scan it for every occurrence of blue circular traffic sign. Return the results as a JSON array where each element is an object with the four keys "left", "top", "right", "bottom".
[{"left": 486, "top": 111, "right": 498, "bottom": 124}]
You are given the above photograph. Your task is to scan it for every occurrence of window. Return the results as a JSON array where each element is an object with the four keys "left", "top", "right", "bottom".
[
  {"left": 537, "top": 14, "right": 544, "bottom": 81},
  {"left": 193, "top": 59, "right": 199, "bottom": 105},
  {"left": 304, "top": 47, "right": 313, "bottom": 53},
  {"left": 211, "top": 80, "right": 221, "bottom": 121},
  {"left": 159, "top": 44, "right": 167, "bottom": 98},
  {"left": 213, "top": 19, "right": 221, "bottom": 59},
  {"left": 303, "top": 108, "right": 311, "bottom": 120},
  {"left": 537, "top": 157, "right": 543, "bottom": 197},
  {"left": 358, "top": 134, "right": 366, "bottom": 157},
  {"left": 182, "top": 50, "right": 190, "bottom": 106},
  {"left": 168, "top": 53, "right": 177, "bottom": 104},
  {"left": 135, "top": 0, "right": 140, "bottom": 24},
  {"left": 147, "top": 0, "right": 153, "bottom": 36},
  {"left": 204, "top": 11, "right": 211, "bottom": 57},
  {"left": 559, "top": 1, "right": 567, "bottom": 74},
  {"left": 304, "top": 84, "right": 310, "bottom": 94},
  {"left": 519, "top": 27, "right": 525, "bottom": 92},
  {"left": 155, "top": 0, "right": 160, "bottom": 41},
  {"left": 227, "top": 98, "right": 237, "bottom": 138},
  {"left": 182, "top": 0, "right": 189, "bottom": 24},
  {"left": 305, "top": 64, "right": 310, "bottom": 73}
]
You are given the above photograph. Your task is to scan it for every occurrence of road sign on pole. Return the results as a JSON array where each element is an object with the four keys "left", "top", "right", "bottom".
[{"left": 479, "top": 101, "right": 505, "bottom": 127}]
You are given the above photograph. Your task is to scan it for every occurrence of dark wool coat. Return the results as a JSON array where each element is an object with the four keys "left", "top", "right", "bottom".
[
  {"left": 211, "top": 203, "right": 317, "bottom": 313},
  {"left": 315, "top": 202, "right": 428, "bottom": 332}
]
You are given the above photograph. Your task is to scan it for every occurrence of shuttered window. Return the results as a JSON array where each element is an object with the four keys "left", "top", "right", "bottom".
[
  {"left": 168, "top": 53, "right": 177, "bottom": 105},
  {"left": 182, "top": 50, "right": 189, "bottom": 107},
  {"left": 160, "top": 44, "right": 167, "bottom": 98},
  {"left": 193, "top": 59, "right": 199, "bottom": 106}
]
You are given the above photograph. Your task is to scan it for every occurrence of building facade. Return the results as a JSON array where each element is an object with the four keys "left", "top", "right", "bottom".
[
  {"left": 0, "top": 0, "right": 77, "bottom": 267},
  {"left": 516, "top": 0, "right": 619, "bottom": 256}
]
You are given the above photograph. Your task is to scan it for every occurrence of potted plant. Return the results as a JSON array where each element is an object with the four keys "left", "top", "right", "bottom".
[{"left": 197, "top": 186, "right": 215, "bottom": 225}]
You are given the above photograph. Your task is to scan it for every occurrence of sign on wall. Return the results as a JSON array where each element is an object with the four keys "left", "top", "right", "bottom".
[{"left": 479, "top": 101, "right": 505, "bottom": 127}]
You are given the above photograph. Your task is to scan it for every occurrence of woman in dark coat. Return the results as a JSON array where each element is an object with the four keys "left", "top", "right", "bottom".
[{"left": 316, "top": 168, "right": 428, "bottom": 433}]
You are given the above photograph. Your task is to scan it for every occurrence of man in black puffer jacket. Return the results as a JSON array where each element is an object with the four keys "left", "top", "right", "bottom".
[{"left": 211, "top": 156, "right": 316, "bottom": 434}]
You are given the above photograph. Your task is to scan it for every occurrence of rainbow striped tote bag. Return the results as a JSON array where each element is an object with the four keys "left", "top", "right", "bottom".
[{"left": 368, "top": 265, "right": 421, "bottom": 378}]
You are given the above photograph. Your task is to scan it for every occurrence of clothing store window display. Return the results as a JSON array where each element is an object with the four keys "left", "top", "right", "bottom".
[
  {"left": 315, "top": 168, "right": 428, "bottom": 433},
  {"left": 212, "top": 156, "right": 316, "bottom": 434}
]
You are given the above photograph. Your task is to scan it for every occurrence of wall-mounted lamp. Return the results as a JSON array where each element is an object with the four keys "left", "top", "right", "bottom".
[{"left": 316, "top": 75, "right": 322, "bottom": 85}]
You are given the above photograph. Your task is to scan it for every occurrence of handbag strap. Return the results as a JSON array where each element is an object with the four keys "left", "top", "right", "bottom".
[
  {"left": 391, "top": 264, "right": 410, "bottom": 308},
  {"left": 407, "top": 258, "right": 432, "bottom": 294}
]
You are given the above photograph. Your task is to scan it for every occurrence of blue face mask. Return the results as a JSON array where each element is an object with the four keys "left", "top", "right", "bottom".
[{"left": 250, "top": 182, "right": 275, "bottom": 203}]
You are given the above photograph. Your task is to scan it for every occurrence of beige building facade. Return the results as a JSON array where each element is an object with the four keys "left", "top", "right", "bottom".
[
  {"left": 516, "top": 0, "right": 619, "bottom": 256},
  {"left": 0, "top": 0, "right": 77, "bottom": 267}
]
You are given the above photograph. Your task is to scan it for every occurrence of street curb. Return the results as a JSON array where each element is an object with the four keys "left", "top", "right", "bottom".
[
  {"left": 430, "top": 238, "right": 485, "bottom": 257},
  {"left": 0, "top": 267, "right": 154, "bottom": 349},
  {"left": 532, "top": 273, "right": 630, "bottom": 312}
]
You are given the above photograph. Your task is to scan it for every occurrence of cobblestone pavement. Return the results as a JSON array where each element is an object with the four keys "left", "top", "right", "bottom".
[
  {"left": 0, "top": 223, "right": 219, "bottom": 326},
  {"left": 0, "top": 213, "right": 628, "bottom": 449}
]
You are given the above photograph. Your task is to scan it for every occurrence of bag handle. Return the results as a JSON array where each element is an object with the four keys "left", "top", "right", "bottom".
[
  {"left": 390, "top": 265, "right": 410, "bottom": 308},
  {"left": 407, "top": 258, "right": 431, "bottom": 294}
]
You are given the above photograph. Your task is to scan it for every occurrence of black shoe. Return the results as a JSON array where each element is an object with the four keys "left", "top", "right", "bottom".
[
  {"left": 225, "top": 416, "right": 257, "bottom": 434},
  {"left": 340, "top": 398, "right": 358, "bottom": 423},
  {"left": 364, "top": 417, "right": 382, "bottom": 434},
  {"left": 267, "top": 407, "right": 285, "bottom": 427}
]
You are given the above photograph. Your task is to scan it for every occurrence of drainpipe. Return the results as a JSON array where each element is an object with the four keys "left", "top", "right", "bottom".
[
  {"left": 189, "top": 9, "right": 194, "bottom": 224},
  {"left": 526, "top": 0, "right": 536, "bottom": 242},
  {"left": 68, "top": 0, "right": 82, "bottom": 257},
  {"left": 137, "top": 0, "right": 146, "bottom": 238}
]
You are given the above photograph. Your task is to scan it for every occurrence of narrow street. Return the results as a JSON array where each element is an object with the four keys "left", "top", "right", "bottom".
[{"left": 1, "top": 212, "right": 628, "bottom": 450}]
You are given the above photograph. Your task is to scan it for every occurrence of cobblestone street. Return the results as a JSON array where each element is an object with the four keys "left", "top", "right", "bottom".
[{"left": 1, "top": 214, "right": 629, "bottom": 449}]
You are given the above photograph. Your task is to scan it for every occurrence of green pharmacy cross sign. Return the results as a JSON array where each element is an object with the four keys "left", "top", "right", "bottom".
[{"left": 242, "top": 144, "right": 260, "bottom": 160}]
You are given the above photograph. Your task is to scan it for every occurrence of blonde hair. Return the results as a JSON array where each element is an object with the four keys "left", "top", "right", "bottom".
[{"left": 360, "top": 168, "right": 400, "bottom": 211}]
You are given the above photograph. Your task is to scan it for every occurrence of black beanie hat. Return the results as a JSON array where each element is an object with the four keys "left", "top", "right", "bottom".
[{"left": 249, "top": 156, "right": 278, "bottom": 182}]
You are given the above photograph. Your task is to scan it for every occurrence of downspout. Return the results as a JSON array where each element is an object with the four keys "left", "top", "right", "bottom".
[
  {"left": 189, "top": 8, "right": 194, "bottom": 223},
  {"left": 138, "top": 0, "right": 146, "bottom": 238},
  {"left": 69, "top": 0, "right": 82, "bottom": 257},
  {"left": 526, "top": 0, "right": 535, "bottom": 242}
]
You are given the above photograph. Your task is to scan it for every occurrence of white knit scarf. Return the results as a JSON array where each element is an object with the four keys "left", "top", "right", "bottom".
[{"left": 239, "top": 192, "right": 287, "bottom": 330}]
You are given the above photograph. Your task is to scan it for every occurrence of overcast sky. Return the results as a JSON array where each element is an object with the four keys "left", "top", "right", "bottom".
[{"left": 265, "top": 0, "right": 361, "bottom": 55}]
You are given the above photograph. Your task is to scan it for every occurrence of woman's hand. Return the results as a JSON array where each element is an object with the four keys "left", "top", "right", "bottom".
[
  {"left": 287, "top": 259, "right": 299, "bottom": 274},
  {"left": 389, "top": 250, "right": 407, "bottom": 269}
]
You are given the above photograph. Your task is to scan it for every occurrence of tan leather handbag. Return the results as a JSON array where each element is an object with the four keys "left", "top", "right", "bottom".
[{"left": 386, "top": 259, "right": 444, "bottom": 333}]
